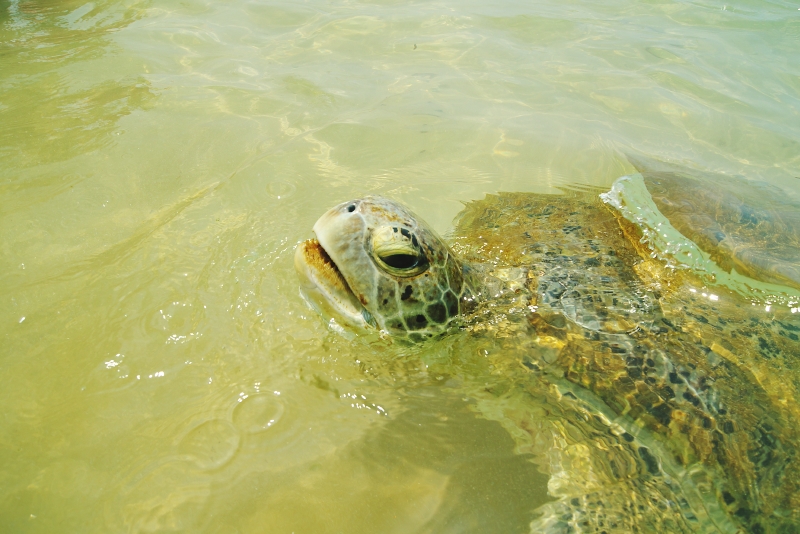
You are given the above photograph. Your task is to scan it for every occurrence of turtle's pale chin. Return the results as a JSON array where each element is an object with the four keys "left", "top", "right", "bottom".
[{"left": 294, "top": 238, "right": 375, "bottom": 329}]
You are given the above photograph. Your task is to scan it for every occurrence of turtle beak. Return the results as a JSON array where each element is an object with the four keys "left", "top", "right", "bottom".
[{"left": 294, "top": 237, "right": 375, "bottom": 329}]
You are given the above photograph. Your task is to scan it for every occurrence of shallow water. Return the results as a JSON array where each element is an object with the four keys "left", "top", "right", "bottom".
[{"left": 1, "top": 0, "right": 799, "bottom": 532}]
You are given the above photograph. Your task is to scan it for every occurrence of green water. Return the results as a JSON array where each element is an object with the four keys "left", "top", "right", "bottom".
[{"left": 1, "top": 0, "right": 799, "bottom": 532}]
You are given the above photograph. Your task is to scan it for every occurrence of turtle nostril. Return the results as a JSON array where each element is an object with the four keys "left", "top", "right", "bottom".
[{"left": 347, "top": 204, "right": 356, "bottom": 213}]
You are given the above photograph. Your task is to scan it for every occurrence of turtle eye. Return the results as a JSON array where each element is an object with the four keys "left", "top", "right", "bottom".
[
  {"left": 381, "top": 253, "right": 418, "bottom": 269},
  {"left": 372, "top": 226, "right": 428, "bottom": 277}
]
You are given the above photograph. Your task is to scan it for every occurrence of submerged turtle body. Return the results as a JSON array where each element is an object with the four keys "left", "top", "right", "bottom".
[
  {"left": 635, "top": 164, "right": 800, "bottom": 292},
  {"left": 452, "top": 189, "right": 800, "bottom": 533},
  {"left": 295, "top": 167, "right": 800, "bottom": 533}
]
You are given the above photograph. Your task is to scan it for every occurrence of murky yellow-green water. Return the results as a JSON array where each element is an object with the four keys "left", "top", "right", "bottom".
[{"left": 1, "top": 0, "right": 799, "bottom": 532}]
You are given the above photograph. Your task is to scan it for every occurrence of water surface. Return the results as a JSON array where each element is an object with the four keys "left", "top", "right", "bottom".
[{"left": 1, "top": 0, "right": 799, "bottom": 532}]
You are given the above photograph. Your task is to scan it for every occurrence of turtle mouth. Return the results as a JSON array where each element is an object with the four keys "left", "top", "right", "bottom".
[
  {"left": 296, "top": 238, "right": 351, "bottom": 296},
  {"left": 294, "top": 237, "right": 374, "bottom": 328}
]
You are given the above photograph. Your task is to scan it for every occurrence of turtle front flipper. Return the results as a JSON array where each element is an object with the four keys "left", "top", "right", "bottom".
[{"left": 465, "top": 348, "right": 741, "bottom": 533}]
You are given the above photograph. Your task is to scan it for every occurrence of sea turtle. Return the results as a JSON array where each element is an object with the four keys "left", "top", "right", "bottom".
[{"left": 294, "top": 162, "right": 800, "bottom": 533}]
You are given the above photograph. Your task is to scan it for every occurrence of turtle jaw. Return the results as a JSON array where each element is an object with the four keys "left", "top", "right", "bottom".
[{"left": 294, "top": 237, "right": 375, "bottom": 329}]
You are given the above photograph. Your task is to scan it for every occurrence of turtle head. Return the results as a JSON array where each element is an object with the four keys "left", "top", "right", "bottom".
[{"left": 295, "top": 196, "right": 472, "bottom": 342}]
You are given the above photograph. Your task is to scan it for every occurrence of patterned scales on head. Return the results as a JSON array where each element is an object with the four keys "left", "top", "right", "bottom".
[{"left": 295, "top": 165, "right": 800, "bottom": 533}]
